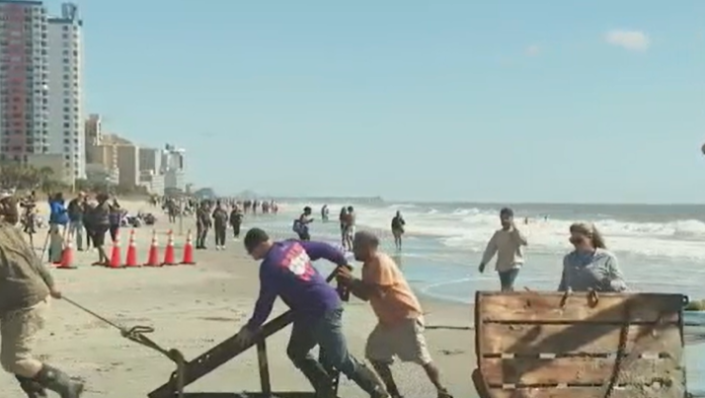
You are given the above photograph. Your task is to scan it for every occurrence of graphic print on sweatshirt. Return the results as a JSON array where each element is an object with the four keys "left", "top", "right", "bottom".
[{"left": 281, "top": 242, "right": 315, "bottom": 281}]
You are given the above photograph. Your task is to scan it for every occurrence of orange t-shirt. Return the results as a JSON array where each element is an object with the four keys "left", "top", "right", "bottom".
[{"left": 361, "top": 253, "right": 422, "bottom": 326}]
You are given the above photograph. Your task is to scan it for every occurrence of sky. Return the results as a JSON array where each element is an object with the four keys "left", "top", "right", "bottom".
[{"left": 47, "top": 0, "right": 705, "bottom": 203}]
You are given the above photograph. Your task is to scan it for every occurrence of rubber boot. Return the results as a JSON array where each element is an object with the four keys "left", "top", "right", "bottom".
[
  {"left": 347, "top": 363, "right": 389, "bottom": 398},
  {"left": 295, "top": 359, "right": 336, "bottom": 398},
  {"left": 34, "top": 364, "right": 84, "bottom": 398},
  {"left": 15, "top": 375, "right": 48, "bottom": 398}
]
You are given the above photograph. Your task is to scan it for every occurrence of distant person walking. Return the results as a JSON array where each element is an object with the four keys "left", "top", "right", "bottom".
[
  {"left": 229, "top": 205, "right": 243, "bottom": 239},
  {"left": 67, "top": 192, "right": 85, "bottom": 250},
  {"left": 212, "top": 201, "right": 229, "bottom": 250},
  {"left": 478, "top": 207, "right": 528, "bottom": 291},
  {"left": 293, "top": 206, "right": 314, "bottom": 241},
  {"left": 390, "top": 211, "right": 406, "bottom": 251},
  {"left": 195, "top": 201, "right": 212, "bottom": 249}
]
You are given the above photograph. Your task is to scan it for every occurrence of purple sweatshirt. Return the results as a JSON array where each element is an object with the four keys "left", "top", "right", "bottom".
[{"left": 245, "top": 240, "right": 346, "bottom": 330}]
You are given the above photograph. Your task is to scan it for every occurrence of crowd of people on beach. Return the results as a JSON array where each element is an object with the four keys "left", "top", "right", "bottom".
[{"left": 0, "top": 188, "right": 631, "bottom": 398}]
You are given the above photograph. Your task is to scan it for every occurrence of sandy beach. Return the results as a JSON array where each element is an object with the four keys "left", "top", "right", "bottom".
[{"left": 0, "top": 200, "right": 476, "bottom": 398}]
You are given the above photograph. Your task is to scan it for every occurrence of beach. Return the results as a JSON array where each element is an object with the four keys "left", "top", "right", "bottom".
[
  {"left": 0, "top": 200, "right": 476, "bottom": 398},
  {"left": 3, "top": 198, "right": 705, "bottom": 397}
]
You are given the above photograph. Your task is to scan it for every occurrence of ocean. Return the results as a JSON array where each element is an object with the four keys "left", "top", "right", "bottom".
[{"left": 249, "top": 199, "right": 705, "bottom": 391}]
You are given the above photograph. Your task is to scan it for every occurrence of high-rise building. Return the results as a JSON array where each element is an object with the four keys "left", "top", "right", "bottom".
[
  {"left": 47, "top": 2, "right": 84, "bottom": 181},
  {"left": 0, "top": 0, "right": 50, "bottom": 163}
]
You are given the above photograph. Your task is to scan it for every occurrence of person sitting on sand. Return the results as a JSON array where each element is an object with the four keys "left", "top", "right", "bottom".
[
  {"left": 558, "top": 222, "right": 627, "bottom": 292},
  {"left": 478, "top": 207, "right": 528, "bottom": 291},
  {"left": 0, "top": 200, "right": 84, "bottom": 398},
  {"left": 337, "top": 231, "right": 454, "bottom": 398},
  {"left": 236, "top": 228, "right": 389, "bottom": 398},
  {"left": 390, "top": 211, "right": 406, "bottom": 251}
]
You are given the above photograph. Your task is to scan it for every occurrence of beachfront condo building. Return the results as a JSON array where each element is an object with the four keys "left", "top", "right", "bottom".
[
  {"left": 47, "top": 2, "right": 85, "bottom": 181},
  {"left": 0, "top": 0, "right": 86, "bottom": 185},
  {"left": 0, "top": 0, "right": 51, "bottom": 163}
]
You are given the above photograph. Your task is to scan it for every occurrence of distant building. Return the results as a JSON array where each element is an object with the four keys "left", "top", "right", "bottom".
[
  {"left": 0, "top": 0, "right": 50, "bottom": 163},
  {"left": 47, "top": 2, "right": 85, "bottom": 181},
  {"left": 139, "top": 170, "right": 164, "bottom": 195},
  {"left": 161, "top": 144, "right": 186, "bottom": 192},
  {"left": 86, "top": 162, "right": 118, "bottom": 186},
  {"left": 139, "top": 147, "right": 161, "bottom": 173},
  {"left": 116, "top": 144, "right": 139, "bottom": 187}
]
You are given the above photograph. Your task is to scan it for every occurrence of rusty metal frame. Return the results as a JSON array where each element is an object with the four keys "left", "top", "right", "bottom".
[{"left": 148, "top": 269, "right": 343, "bottom": 398}]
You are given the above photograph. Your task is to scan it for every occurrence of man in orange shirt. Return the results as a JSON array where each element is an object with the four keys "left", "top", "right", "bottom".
[{"left": 336, "top": 231, "right": 453, "bottom": 398}]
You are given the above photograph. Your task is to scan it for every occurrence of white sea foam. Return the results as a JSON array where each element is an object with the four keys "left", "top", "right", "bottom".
[{"left": 280, "top": 201, "right": 705, "bottom": 261}]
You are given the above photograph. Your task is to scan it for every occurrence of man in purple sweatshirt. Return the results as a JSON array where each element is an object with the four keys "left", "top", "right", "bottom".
[{"left": 236, "top": 228, "right": 389, "bottom": 398}]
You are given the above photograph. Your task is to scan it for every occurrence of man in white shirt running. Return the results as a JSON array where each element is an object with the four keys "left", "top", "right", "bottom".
[{"left": 478, "top": 207, "right": 528, "bottom": 291}]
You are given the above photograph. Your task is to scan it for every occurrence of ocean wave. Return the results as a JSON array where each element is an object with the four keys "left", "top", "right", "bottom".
[{"left": 279, "top": 201, "right": 705, "bottom": 261}]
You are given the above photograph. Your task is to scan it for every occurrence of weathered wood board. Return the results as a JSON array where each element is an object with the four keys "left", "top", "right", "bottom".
[{"left": 473, "top": 291, "right": 687, "bottom": 398}]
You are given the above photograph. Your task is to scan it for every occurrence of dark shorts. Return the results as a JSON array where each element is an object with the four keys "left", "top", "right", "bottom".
[{"left": 92, "top": 225, "right": 109, "bottom": 247}]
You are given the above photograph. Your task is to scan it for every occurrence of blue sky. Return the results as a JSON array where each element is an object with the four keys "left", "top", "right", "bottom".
[{"left": 50, "top": 0, "right": 705, "bottom": 203}]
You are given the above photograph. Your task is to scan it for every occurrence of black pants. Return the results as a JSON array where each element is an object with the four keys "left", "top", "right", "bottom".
[
  {"left": 109, "top": 225, "right": 119, "bottom": 242},
  {"left": 231, "top": 223, "right": 241, "bottom": 238},
  {"left": 214, "top": 225, "right": 226, "bottom": 246},
  {"left": 85, "top": 225, "right": 93, "bottom": 248},
  {"left": 297, "top": 231, "right": 311, "bottom": 241},
  {"left": 196, "top": 225, "right": 209, "bottom": 248}
]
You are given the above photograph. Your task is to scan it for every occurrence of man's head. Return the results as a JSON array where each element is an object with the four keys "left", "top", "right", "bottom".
[
  {"left": 499, "top": 207, "right": 514, "bottom": 230},
  {"left": 244, "top": 228, "right": 273, "bottom": 260},
  {"left": 303, "top": 206, "right": 312, "bottom": 215},
  {"left": 352, "top": 230, "right": 380, "bottom": 262}
]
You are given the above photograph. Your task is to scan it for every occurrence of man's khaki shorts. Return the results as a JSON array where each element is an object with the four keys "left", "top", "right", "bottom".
[
  {"left": 365, "top": 317, "right": 432, "bottom": 365},
  {"left": 0, "top": 299, "right": 49, "bottom": 373}
]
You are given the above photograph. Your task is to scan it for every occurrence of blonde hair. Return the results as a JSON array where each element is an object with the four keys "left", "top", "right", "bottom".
[{"left": 569, "top": 222, "right": 606, "bottom": 249}]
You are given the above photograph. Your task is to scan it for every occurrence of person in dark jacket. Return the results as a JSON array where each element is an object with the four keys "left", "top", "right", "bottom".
[
  {"left": 195, "top": 201, "right": 212, "bottom": 249},
  {"left": 82, "top": 199, "right": 95, "bottom": 250},
  {"left": 0, "top": 198, "right": 84, "bottom": 398},
  {"left": 66, "top": 192, "right": 85, "bottom": 250},
  {"left": 108, "top": 199, "right": 121, "bottom": 243},
  {"left": 91, "top": 194, "right": 112, "bottom": 265},
  {"left": 211, "top": 200, "right": 229, "bottom": 250},
  {"left": 229, "top": 205, "right": 243, "bottom": 239}
]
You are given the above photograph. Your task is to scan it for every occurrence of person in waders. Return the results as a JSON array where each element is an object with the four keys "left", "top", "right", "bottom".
[
  {"left": 237, "top": 228, "right": 390, "bottom": 398},
  {"left": 390, "top": 211, "right": 406, "bottom": 251},
  {"left": 212, "top": 201, "right": 229, "bottom": 250},
  {"left": 229, "top": 205, "right": 243, "bottom": 240},
  {"left": 195, "top": 201, "right": 212, "bottom": 249},
  {"left": 0, "top": 200, "right": 84, "bottom": 398},
  {"left": 292, "top": 206, "right": 314, "bottom": 241}
]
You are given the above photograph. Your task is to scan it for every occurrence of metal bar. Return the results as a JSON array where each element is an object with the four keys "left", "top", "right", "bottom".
[
  {"left": 256, "top": 339, "right": 271, "bottom": 394},
  {"left": 148, "top": 269, "right": 340, "bottom": 398}
]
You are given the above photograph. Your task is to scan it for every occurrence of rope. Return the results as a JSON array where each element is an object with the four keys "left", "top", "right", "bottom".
[{"left": 62, "top": 296, "right": 187, "bottom": 398}]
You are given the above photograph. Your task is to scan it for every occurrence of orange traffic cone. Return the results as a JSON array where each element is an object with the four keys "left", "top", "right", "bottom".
[
  {"left": 108, "top": 232, "right": 123, "bottom": 269},
  {"left": 124, "top": 229, "right": 139, "bottom": 267},
  {"left": 162, "top": 230, "right": 176, "bottom": 266},
  {"left": 56, "top": 238, "right": 76, "bottom": 270},
  {"left": 144, "top": 229, "right": 161, "bottom": 267},
  {"left": 181, "top": 229, "right": 195, "bottom": 265}
]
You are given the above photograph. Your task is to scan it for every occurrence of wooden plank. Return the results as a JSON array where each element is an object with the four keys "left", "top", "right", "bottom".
[
  {"left": 256, "top": 339, "right": 271, "bottom": 394},
  {"left": 480, "top": 323, "right": 682, "bottom": 356},
  {"left": 481, "top": 357, "right": 682, "bottom": 385},
  {"left": 477, "top": 292, "right": 683, "bottom": 323},
  {"left": 486, "top": 386, "right": 684, "bottom": 398}
]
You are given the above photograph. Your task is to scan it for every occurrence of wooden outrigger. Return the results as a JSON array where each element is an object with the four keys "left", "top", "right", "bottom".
[{"left": 471, "top": 291, "right": 688, "bottom": 398}]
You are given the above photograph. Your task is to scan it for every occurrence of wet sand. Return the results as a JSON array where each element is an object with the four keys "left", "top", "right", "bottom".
[{"left": 0, "top": 202, "right": 477, "bottom": 398}]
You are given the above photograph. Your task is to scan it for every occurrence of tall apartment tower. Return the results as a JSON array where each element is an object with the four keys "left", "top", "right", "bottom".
[
  {"left": 0, "top": 0, "right": 50, "bottom": 163},
  {"left": 47, "top": 2, "right": 84, "bottom": 181}
]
